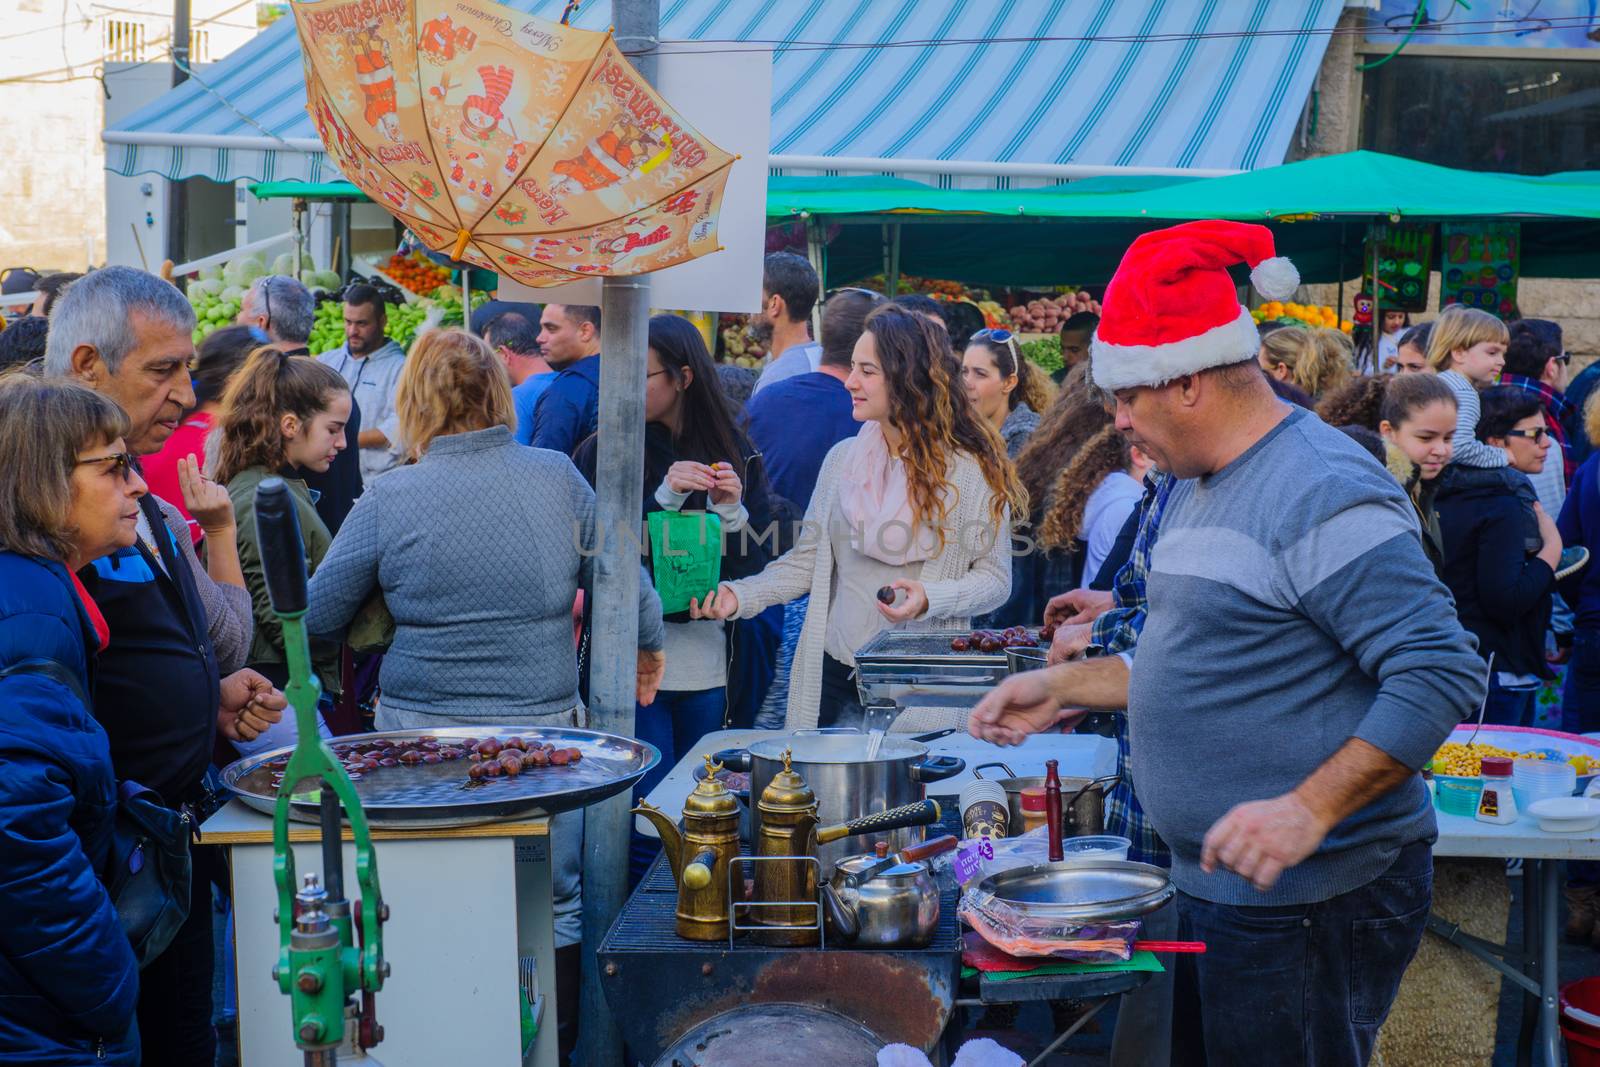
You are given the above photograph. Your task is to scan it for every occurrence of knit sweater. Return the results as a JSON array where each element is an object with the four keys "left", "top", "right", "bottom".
[
  {"left": 1439, "top": 369, "right": 1511, "bottom": 469},
  {"left": 724, "top": 438, "right": 1012, "bottom": 730},
  {"left": 304, "top": 426, "right": 664, "bottom": 720}
]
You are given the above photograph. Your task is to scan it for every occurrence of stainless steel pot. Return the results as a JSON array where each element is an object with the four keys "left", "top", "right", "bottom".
[
  {"left": 714, "top": 730, "right": 965, "bottom": 875},
  {"left": 974, "top": 763, "right": 1119, "bottom": 837}
]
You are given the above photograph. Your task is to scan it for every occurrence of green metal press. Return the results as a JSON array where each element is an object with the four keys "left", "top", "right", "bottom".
[{"left": 256, "top": 477, "right": 389, "bottom": 1065}]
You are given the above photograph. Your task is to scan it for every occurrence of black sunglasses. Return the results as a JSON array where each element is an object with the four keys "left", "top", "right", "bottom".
[
  {"left": 1505, "top": 427, "right": 1549, "bottom": 443},
  {"left": 77, "top": 452, "right": 137, "bottom": 481}
]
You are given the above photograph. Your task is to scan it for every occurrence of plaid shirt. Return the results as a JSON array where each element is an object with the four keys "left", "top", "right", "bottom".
[
  {"left": 1500, "top": 374, "right": 1575, "bottom": 483},
  {"left": 1087, "top": 471, "right": 1173, "bottom": 868}
]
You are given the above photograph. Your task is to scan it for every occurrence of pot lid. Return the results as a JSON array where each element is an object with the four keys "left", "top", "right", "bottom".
[
  {"left": 684, "top": 755, "right": 740, "bottom": 818},
  {"left": 975, "top": 860, "right": 1174, "bottom": 923},
  {"left": 757, "top": 748, "right": 817, "bottom": 813}
]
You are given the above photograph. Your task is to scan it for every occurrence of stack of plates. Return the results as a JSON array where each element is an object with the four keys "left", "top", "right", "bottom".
[
  {"left": 1512, "top": 758, "right": 1576, "bottom": 812},
  {"left": 1526, "top": 796, "right": 1600, "bottom": 834}
]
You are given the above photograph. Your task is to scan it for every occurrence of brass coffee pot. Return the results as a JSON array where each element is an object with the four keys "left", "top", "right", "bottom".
[
  {"left": 632, "top": 755, "right": 742, "bottom": 941},
  {"left": 750, "top": 749, "right": 821, "bottom": 946}
]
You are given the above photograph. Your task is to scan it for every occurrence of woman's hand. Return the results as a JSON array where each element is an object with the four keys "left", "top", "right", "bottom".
[
  {"left": 688, "top": 585, "right": 739, "bottom": 621},
  {"left": 665, "top": 461, "right": 717, "bottom": 496},
  {"left": 1535, "top": 502, "right": 1564, "bottom": 570},
  {"left": 178, "top": 455, "right": 234, "bottom": 534},
  {"left": 876, "top": 579, "right": 928, "bottom": 622},
  {"left": 636, "top": 649, "right": 665, "bottom": 707},
  {"left": 708, "top": 462, "right": 743, "bottom": 507}
]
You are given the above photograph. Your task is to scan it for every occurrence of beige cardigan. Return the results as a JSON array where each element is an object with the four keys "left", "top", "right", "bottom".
[{"left": 724, "top": 438, "right": 1012, "bottom": 730}]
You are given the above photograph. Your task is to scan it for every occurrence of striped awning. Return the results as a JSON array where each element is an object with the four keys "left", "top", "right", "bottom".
[{"left": 105, "top": 0, "right": 1346, "bottom": 187}]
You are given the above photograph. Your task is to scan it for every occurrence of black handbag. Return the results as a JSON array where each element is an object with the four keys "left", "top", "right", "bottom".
[{"left": 0, "top": 658, "right": 193, "bottom": 967}]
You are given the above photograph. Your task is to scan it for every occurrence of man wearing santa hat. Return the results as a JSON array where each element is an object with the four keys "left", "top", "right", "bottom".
[{"left": 970, "top": 221, "right": 1483, "bottom": 1065}]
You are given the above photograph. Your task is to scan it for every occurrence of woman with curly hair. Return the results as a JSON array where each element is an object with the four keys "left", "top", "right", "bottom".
[
  {"left": 1259, "top": 326, "right": 1355, "bottom": 400},
  {"left": 1315, "top": 373, "right": 1393, "bottom": 433},
  {"left": 961, "top": 328, "right": 1052, "bottom": 457},
  {"left": 1037, "top": 425, "right": 1153, "bottom": 586},
  {"left": 973, "top": 366, "right": 1113, "bottom": 628},
  {"left": 693, "top": 304, "right": 1025, "bottom": 730}
]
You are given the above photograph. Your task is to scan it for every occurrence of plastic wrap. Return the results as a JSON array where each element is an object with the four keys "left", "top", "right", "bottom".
[
  {"left": 942, "top": 827, "right": 1128, "bottom": 890},
  {"left": 958, "top": 885, "right": 1143, "bottom": 962}
]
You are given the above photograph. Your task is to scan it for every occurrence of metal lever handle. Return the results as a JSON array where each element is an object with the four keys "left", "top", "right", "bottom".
[
  {"left": 814, "top": 799, "right": 941, "bottom": 845},
  {"left": 255, "top": 477, "right": 307, "bottom": 614}
]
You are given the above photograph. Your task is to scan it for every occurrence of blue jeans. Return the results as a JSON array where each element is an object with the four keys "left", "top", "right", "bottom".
[
  {"left": 1172, "top": 841, "right": 1433, "bottom": 1067},
  {"left": 630, "top": 687, "right": 727, "bottom": 884},
  {"left": 1483, "top": 678, "right": 1538, "bottom": 729},
  {"left": 1562, "top": 627, "right": 1600, "bottom": 735}
]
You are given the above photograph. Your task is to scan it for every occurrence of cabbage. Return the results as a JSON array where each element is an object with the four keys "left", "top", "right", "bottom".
[
  {"left": 222, "top": 255, "right": 267, "bottom": 288},
  {"left": 188, "top": 278, "right": 223, "bottom": 298},
  {"left": 272, "top": 252, "right": 297, "bottom": 276},
  {"left": 220, "top": 285, "right": 245, "bottom": 304},
  {"left": 202, "top": 263, "right": 225, "bottom": 284},
  {"left": 310, "top": 270, "right": 341, "bottom": 290}
]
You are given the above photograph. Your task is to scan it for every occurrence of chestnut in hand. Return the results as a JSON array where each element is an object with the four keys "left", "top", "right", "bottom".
[{"left": 876, "top": 585, "right": 896, "bottom": 605}]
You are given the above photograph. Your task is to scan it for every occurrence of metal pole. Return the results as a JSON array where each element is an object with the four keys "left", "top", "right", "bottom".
[
  {"left": 887, "top": 222, "right": 902, "bottom": 299},
  {"left": 579, "top": 3, "right": 658, "bottom": 1063},
  {"left": 165, "top": 0, "right": 190, "bottom": 267}
]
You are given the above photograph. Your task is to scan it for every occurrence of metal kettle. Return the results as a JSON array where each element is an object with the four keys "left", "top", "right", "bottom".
[
  {"left": 822, "top": 836, "right": 952, "bottom": 948},
  {"left": 750, "top": 749, "right": 821, "bottom": 946},
  {"left": 633, "top": 755, "right": 742, "bottom": 941}
]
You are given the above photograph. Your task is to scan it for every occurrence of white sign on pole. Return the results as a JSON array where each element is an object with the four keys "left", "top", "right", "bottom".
[{"left": 497, "top": 46, "right": 772, "bottom": 315}]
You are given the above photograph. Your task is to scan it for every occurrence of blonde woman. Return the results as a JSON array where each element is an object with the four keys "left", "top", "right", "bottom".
[
  {"left": 303, "top": 329, "right": 663, "bottom": 1059},
  {"left": 693, "top": 304, "right": 1024, "bottom": 730},
  {"left": 1427, "top": 304, "right": 1512, "bottom": 471},
  {"left": 1258, "top": 326, "right": 1355, "bottom": 399}
]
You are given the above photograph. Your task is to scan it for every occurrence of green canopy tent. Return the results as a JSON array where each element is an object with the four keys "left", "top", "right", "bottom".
[{"left": 770, "top": 152, "right": 1600, "bottom": 290}]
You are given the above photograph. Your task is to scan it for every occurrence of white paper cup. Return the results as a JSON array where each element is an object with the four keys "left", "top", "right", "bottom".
[{"left": 960, "top": 779, "right": 1010, "bottom": 839}]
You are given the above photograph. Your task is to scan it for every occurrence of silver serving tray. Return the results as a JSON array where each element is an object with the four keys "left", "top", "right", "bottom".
[
  {"left": 221, "top": 726, "right": 660, "bottom": 829},
  {"left": 854, "top": 629, "right": 1035, "bottom": 668},
  {"left": 975, "top": 861, "right": 1174, "bottom": 922}
]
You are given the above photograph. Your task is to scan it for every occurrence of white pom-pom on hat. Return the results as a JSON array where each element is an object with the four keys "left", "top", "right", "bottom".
[{"left": 1249, "top": 256, "right": 1300, "bottom": 301}]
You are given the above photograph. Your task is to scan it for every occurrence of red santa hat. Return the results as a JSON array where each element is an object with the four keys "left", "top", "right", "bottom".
[{"left": 1090, "top": 220, "right": 1300, "bottom": 392}]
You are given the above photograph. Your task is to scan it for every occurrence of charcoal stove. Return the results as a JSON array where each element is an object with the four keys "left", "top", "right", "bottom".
[{"left": 599, "top": 845, "right": 962, "bottom": 1063}]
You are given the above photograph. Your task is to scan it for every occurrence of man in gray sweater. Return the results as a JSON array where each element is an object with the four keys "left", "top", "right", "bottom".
[{"left": 971, "top": 222, "right": 1484, "bottom": 1066}]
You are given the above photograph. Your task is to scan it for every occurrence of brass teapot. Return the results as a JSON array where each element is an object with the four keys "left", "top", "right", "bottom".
[
  {"left": 750, "top": 749, "right": 821, "bottom": 946},
  {"left": 633, "top": 755, "right": 742, "bottom": 941}
]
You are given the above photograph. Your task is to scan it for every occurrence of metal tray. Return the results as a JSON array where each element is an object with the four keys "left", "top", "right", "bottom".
[
  {"left": 854, "top": 629, "right": 1030, "bottom": 667},
  {"left": 853, "top": 630, "right": 1039, "bottom": 709},
  {"left": 974, "top": 861, "right": 1174, "bottom": 923},
  {"left": 221, "top": 726, "right": 660, "bottom": 829}
]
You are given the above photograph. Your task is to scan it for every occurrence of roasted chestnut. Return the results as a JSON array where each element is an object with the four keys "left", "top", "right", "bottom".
[
  {"left": 950, "top": 636, "right": 971, "bottom": 652},
  {"left": 473, "top": 739, "right": 502, "bottom": 759},
  {"left": 481, "top": 760, "right": 503, "bottom": 778},
  {"left": 422, "top": 753, "right": 443, "bottom": 765},
  {"left": 467, "top": 763, "right": 486, "bottom": 780},
  {"left": 502, "top": 736, "right": 524, "bottom": 751},
  {"left": 1039, "top": 624, "right": 1056, "bottom": 642},
  {"left": 876, "top": 586, "right": 895, "bottom": 605},
  {"left": 397, "top": 750, "right": 422, "bottom": 765},
  {"left": 523, "top": 748, "right": 549, "bottom": 768},
  {"left": 379, "top": 758, "right": 399, "bottom": 768}
]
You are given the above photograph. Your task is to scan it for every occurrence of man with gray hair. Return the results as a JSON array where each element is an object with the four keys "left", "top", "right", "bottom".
[
  {"left": 239, "top": 274, "right": 315, "bottom": 353},
  {"left": 47, "top": 265, "right": 286, "bottom": 1065}
]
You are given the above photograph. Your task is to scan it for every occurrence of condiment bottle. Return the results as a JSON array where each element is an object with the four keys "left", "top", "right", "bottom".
[
  {"left": 1019, "top": 787, "right": 1049, "bottom": 834},
  {"left": 1045, "top": 759, "right": 1064, "bottom": 861},
  {"left": 1476, "top": 756, "right": 1518, "bottom": 826}
]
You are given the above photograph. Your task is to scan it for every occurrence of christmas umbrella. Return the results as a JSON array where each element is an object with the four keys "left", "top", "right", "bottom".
[{"left": 290, "top": 0, "right": 735, "bottom": 287}]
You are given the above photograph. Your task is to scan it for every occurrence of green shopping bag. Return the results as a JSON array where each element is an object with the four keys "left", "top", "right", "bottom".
[{"left": 647, "top": 509, "right": 723, "bottom": 615}]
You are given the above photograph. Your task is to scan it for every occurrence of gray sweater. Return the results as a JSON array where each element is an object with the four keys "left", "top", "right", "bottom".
[
  {"left": 305, "top": 426, "right": 664, "bottom": 720},
  {"left": 1129, "top": 407, "right": 1483, "bottom": 906}
]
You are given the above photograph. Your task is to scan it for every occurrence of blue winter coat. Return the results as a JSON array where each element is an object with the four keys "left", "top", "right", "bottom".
[{"left": 0, "top": 551, "right": 140, "bottom": 1065}]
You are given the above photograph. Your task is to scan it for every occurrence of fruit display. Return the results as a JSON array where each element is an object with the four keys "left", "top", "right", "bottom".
[
  {"left": 1020, "top": 335, "right": 1063, "bottom": 375},
  {"left": 384, "top": 251, "right": 452, "bottom": 295},
  {"left": 1253, "top": 301, "right": 1353, "bottom": 334},
  {"left": 718, "top": 314, "right": 768, "bottom": 367},
  {"left": 950, "top": 626, "right": 1054, "bottom": 653},
  {"left": 1007, "top": 290, "right": 1100, "bottom": 333},
  {"left": 186, "top": 252, "right": 341, "bottom": 345},
  {"left": 427, "top": 286, "right": 490, "bottom": 329}
]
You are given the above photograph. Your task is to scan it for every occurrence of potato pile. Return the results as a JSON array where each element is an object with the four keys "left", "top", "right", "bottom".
[{"left": 1008, "top": 290, "right": 1101, "bottom": 333}]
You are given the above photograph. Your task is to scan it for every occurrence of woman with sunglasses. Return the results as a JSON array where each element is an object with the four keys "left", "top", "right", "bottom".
[
  {"left": 961, "top": 328, "right": 1050, "bottom": 458},
  {"left": 142, "top": 324, "right": 264, "bottom": 546},
  {"left": 1434, "top": 386, "right": 1563, "bottom": 728},
  {"left": 0, "top": 377, "right": 147, "bottom": 1065},
  {"left": 573, "top": 314, "right": 774, "bottom": 879},
  {"left": 693, "top": 304, "right": 1025, "bottom": 731}
]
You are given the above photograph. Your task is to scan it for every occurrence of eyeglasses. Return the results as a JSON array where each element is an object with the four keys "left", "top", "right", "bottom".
[
  {"left": 972, "top": 327, "right": 1016, "bottom": 345},
  {"left": 76, "top": 452, "right": 137, "bottom": 481},
  {"left": 1555, "top": 352, "right": 1572, "bottom": 365},
  {"left": 1506, "top": 428, "right": 1549, "bottom": 443}
]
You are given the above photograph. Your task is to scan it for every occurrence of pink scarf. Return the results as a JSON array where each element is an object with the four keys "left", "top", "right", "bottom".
[{"left": 834, "top": 422, "right": 940, "bottom": 566}]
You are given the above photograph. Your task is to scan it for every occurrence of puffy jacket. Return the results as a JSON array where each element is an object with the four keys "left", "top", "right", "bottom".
[{"left": 0, "top": 551, "right": 140, "bottom": 1065}]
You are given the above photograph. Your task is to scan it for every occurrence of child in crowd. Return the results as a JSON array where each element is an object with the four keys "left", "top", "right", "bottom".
[
  {"left": 1377, "top": 308, "right": 1411, "bottom": 371},
  {"left": 1378, "top": 371, "right": 1458, "bottom": 575},
  {"left": 213, "top": 346, "right": 352, "bottom": 752}
]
